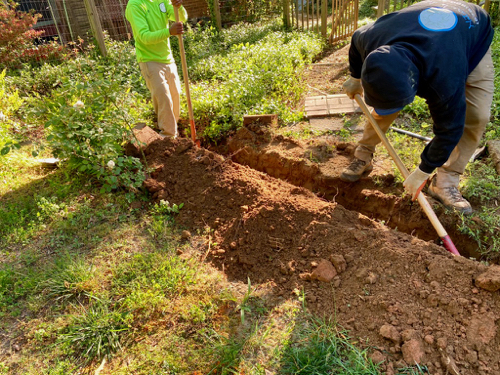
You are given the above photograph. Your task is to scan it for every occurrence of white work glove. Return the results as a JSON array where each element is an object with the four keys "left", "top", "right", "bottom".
[
  {"left": 343, "top": 77, "right": 363, "bottom": 99},
  {"left": 403, "top": 167, "right": 431, "bottom": 201}
]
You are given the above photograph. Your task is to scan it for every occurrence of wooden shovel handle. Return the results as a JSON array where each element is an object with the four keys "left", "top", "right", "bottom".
[
  {"left": 354, "top": 94, "right": 459, "bottom": 255},
  {"left": 173, "top": 6, "right": 198, "bottom": 144}
]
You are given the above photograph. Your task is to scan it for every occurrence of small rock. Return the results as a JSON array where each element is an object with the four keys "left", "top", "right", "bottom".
[
  {"left": 329, "top": 254, "right": 347, "bottom": 273},
  {"left": 401, "top": 329, "right": 418, "bottom": 342},
  {"left": 157, "top": 189, "right": 169, "bottom": 200},
  {"left": 424, "top": 335, "right": 434, "bottom": 345},
  {"left": 467, "top": 313, "right": 497, "bottom": 347},
  {"left": 379, "top": 324, "right": 402, "bottom": 344},
  {"left": 310, "top": 259, "right": 337, "bottom": 282},
  {"left": 436, "top": 337, "right": 447, "bottom": 349},
  {"left": 311, "top": 261, "right": 319, "bottom": 267},
  {"left": 333, "top": 276, "right": 341, "bottom": 288},
  {"left": 181, "top": 230, "right": 191, "bottom": 240},
  {"left": 402, "top": 339, "right": 425, "bottom": 364},
  {"left": 475, "top": 266, "right": 500, "bottom": 292},
  {"left": 299, "top": 272, "right": 312, "bottom": 280},
  {"left": 365, "top": 272, "right": 378, "bottom": 284},
  {"left": 344, "top": 253, "right": 355, "bottom": 264},
  {"left": 13, "top": 344, "right": 20, "bottom": 352}
]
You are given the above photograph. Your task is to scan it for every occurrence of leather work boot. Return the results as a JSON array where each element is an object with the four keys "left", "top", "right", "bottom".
[
  {"left": 340, "top": 158, "right": 373, "bottom": 182},
  {"left": 427, "top": 176, "right": 473, "bottom": 215}
]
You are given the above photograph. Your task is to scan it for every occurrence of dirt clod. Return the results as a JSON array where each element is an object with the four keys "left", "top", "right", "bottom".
[
  {"left": 380, "top": 324, "right": 402, "bottom": 344},
  {"left": 475, "top": 265, "right": 500, "bottom": 292},
  {"left": 310, "top": 259, "right": 337, "bottom": 282},
  {"left": 402, "top": 339, "right": 425, "bottom": 365}
]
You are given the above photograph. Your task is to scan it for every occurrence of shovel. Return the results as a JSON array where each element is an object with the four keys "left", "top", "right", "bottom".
[
  {"left": 354, "top": 94, "right": 460, "bottom": 256},
  {"left": 174, "top": 6, "right": 200, "bottom": 147}
]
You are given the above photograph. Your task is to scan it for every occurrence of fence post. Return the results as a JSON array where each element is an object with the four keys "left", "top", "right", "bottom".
[
  {"left": 283, "top": 0, "right": 290, "bottom": 28},
  {"left": 376, "top": 0, "right": 384, "bottom": 18},
  {"left": 83, "top": 0, "right": 107, "bottom": 57},
  {"left": 213, "top": 0, "right": 222, "bottom": 30},
  {"left": 321, "top": 0, "right": 327, "bottom": 38}
]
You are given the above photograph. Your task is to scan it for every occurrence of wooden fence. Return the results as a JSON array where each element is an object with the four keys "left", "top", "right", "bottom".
[{"left": 282, "top": 0, "right": 358, "bottom": 43}]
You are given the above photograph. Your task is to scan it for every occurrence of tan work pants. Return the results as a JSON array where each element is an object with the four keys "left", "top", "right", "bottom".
[
  {"left": 139, "top": 61, "right": 181, "bottom": 138},
  {"left": 354, "top": 48, "right": 494, "bottom": 188}
]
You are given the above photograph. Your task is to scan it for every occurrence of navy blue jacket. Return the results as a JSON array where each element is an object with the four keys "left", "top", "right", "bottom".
[{"left": 349, "top": 0, "right": 494, "bottom": 173}]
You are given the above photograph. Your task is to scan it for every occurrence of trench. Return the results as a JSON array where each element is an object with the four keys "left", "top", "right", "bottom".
[{"left": 224, "top": 125, "right": 482, "bottom": 259}]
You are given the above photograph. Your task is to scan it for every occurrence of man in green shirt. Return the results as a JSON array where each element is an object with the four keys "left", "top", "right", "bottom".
[{"left": 126, "top": 0, "right": 188, "bottom": 138}]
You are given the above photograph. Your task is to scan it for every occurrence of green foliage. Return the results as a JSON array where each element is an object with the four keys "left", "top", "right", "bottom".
[
  {"left": 0, "top": 262, "right": 42, "bottom": 316},
  {"left": 184, "top": 23, "right": 322, "bottom": 142},
  {"left": 36, "top": 51, "right": 147, "bottom": 199},
  {"left": 488, "top": 28, "right": 500, "bottom": 139},
  {"left": 42, "top": 257, "right": 98, "bottom": 304},
  {"left": 458, "top": 208, "right": 500, "bottom": 258},
  {"left": 113, "top": 252, "right": 196, "bottom": 311},
  {"left": 280, "top": 318, "right": 379, "bottom": 374},
  {"left": 358, "top": 0, "right": 378, "bottom": 19},
  {"left": 402, "top": 96, "right": 430, "bottom": 120},
  {"left": 462, "top": 160, "right": 500, "bottom": 202},
  {"left": 0, "top": 69, "right": 23, "bottom": 154},
  {"left": 58, "top": 301, "right": 131, "bottom": 363}
]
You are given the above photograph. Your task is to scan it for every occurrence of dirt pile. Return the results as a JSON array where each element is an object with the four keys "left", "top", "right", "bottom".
[{"left": 136, "top": 136, "right": 500, "bottom": 375}]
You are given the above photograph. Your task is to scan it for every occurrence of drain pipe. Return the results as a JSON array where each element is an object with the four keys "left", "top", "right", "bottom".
[{"left": 390, "top": 127, "right": 431, "bottom": 142}]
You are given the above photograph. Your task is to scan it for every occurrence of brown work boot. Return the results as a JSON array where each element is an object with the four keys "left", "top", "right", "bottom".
[
  {"left": 340, "top": 158, "right": 373, "bottom": 182},
  {"left": 427, "top": 176, "right": 472, "bottom": 215}
]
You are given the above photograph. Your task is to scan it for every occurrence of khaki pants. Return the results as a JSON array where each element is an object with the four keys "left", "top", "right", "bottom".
[
  {"left": 354, "top": 48, "right": 494, "bottom": 188},
  {"left": 139, "top": 61, "right": 181, "bottom": 138}
]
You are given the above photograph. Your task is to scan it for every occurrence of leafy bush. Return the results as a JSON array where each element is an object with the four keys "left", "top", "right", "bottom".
[
  {"left": 0, "top": 1, "right": 68, "bottom": 69},
  {"left": 184, "top": 24, "right": 323, "bottom": 142},
  {"left": 31, "top": 42, "right": 150, "bottom": 199},
  {"left": 0, "top": 69, "right": 23, "bottom": 154}
]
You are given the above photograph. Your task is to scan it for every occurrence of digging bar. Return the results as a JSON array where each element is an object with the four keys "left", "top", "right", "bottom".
[
  {"left": 354, "top": 94, "right": 460, "bottom": 256},
  {"left": 174, "top": 6, "right": 200, "bottom": 147}
]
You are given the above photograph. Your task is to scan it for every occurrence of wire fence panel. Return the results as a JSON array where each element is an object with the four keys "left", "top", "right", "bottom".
[
  {"left": 93, "top": 0, "right": 131, "bottom": 41},
  {"left": 217, "top": 0, "right": 282, "bottom": 25}
]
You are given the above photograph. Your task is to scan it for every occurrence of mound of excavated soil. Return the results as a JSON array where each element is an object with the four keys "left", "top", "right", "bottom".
[{"left": 136, "top": 136, "right": 500, "bottom": 375}]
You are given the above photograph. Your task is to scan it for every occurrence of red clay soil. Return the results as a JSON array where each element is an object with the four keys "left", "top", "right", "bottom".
[{"left": 137, "top": 136, "right": 500, "bottom": 375}]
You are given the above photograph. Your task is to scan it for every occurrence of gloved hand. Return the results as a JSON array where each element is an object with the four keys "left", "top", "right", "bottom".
[
  {"left": 343, "top": 77, "right": 363, "bottom": 99},
  {"left": 403, "top": 167, "right": 431, "bottom": 201}
]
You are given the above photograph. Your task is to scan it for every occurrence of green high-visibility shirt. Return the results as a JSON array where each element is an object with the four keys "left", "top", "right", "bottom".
[{"left": 125, "top": 0, "right": 188, "bottom": 64}]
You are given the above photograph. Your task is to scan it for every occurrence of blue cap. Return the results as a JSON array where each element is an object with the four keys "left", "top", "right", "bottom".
[{"left": 374, "top": 107, "right": 404, "bottom": 116}]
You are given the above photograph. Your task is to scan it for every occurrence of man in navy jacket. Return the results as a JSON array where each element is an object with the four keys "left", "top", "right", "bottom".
[{"left": 342, "top": 0, "right": 494, "bottom": 214}]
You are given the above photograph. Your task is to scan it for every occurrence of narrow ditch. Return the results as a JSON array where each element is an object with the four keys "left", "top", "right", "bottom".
[{"left": 224, "top": 125, "right": 482, "bottom": 259}]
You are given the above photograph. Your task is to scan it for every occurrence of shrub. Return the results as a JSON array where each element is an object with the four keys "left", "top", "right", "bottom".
[
  {"left": 0, "top": 1, "right": 68, "bottom": 69},
  {"left": 0, "top": 69, "right": 23, "bottom": 154},
  {"left": 185, "top": 24, "right": 323, "bottom": 142},
  {"left": 35, "top": 42, "right": 150, "bottom": 199}
]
